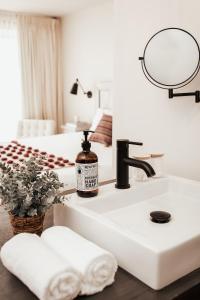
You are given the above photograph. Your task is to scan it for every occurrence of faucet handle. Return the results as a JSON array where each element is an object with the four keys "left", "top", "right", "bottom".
[
  {"left": 128, "top": 141, "right": 143, "bottom": 146},
  {"left": 116, "top": 139, "right": 143, "bottom": 147}
]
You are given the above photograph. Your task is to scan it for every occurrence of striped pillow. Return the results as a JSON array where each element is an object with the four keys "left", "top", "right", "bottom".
[{"left": 89, "top": 114, "right": 112, "bottom": 146}]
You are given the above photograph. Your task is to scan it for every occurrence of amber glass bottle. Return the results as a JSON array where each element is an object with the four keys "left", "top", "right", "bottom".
[{"left": 76, "top": 131, "right": 98, "bottom": 197}]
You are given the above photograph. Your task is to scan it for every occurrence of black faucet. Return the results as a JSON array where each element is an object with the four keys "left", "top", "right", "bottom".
[{"left": 115, "top": 139, "right": 156, "bottom": 189}]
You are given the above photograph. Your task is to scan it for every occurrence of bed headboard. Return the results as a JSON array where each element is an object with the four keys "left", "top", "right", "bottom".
[{"left": 96, "top": 81, "right": 113, "bottom": 110}]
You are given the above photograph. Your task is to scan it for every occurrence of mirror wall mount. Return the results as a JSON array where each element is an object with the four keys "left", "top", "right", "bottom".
[
  {"left": 168, "top": 89, "right": 200, "bottom": 103},
  {"left": 139, "top": 28, "right": 200, "bottom": 103}
]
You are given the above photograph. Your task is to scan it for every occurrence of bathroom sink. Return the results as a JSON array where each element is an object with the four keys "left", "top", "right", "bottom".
[{"left": 54, "top": 176, "right": 200, "bottom": 290}]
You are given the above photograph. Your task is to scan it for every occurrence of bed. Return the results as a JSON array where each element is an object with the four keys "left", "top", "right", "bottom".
[{"left": 19, "top": 81, "right": 114, "bottom": 191}]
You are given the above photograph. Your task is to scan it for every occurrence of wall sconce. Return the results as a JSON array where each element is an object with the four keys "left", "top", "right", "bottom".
[{"left": 70, "top": 78, "right": 92, "bottom": 98}]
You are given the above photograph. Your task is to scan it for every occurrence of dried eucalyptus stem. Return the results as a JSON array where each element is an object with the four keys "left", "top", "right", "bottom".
[{"left": 0, "top": 157, "right": 64, "bottom": 217}]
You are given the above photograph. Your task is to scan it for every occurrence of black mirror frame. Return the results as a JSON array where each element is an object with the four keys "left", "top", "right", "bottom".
[{"left": 139, "top": 27, "right": 200, "bottom": 103}]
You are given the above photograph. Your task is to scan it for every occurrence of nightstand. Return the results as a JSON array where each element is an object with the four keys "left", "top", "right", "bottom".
[{"left": 61, "top": 121, "right": 91, "bottom": 133}]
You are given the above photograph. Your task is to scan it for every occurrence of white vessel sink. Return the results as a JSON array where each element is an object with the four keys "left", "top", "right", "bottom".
[{"left": 54, "top": 176, "right": 200, "bottom": 290}]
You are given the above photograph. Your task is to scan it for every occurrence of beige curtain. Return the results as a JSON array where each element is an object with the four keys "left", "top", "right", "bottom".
[{"left": 17, "top": 15, "right": 64, "bottom": 133}]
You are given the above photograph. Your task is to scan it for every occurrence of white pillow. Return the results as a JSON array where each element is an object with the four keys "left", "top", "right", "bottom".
[
  {"left": 90, "top": 109, "right": 103, "bottom": 131},
  {"left": 90, "top": 109, "right": 112, "bottom": 131}
]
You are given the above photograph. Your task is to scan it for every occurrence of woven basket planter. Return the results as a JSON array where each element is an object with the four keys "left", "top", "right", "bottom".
[{"left": 9, "top": 213, "right": 45, "bottom": 236}]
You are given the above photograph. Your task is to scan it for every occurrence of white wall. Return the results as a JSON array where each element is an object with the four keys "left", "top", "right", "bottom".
[
  {"left": 114, "top": 0, "right": 200, "bottom": 180},
  {"left": 62, "top": 0, "right": 113, "bottom": 123}
]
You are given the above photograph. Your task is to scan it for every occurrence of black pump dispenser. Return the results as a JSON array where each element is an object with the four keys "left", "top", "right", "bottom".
[{"left": 81, "top": 130, "right": 94, "bottom": 151}]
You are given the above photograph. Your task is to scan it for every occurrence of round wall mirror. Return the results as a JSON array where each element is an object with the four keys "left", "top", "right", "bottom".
[{"left": 140, "top": 28, "right": 200, "bottom": 89}]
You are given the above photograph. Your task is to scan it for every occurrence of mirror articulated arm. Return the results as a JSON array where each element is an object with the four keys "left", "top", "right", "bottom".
[{"left": 168, "top": 89, "right": 200, "bottom": 103}]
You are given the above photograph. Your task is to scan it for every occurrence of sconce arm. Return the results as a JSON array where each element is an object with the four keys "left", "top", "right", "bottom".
[
  {"left": 76, "top": 78, "right": 92, "bottom": 98},
  {"left": 76, "top": 79, "right": 86, "bottom": 94}
]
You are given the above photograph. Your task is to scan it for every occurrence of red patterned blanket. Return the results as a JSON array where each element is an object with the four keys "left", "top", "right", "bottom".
[{"left": 0, "top": 141, "right": 75, "bottom": 170}]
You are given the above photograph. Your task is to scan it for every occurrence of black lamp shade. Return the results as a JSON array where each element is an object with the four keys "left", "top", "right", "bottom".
[{"left": 70, "top": 82, "right": 78, "bottom": 95}]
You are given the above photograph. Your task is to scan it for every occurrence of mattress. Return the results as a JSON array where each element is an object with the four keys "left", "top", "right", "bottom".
[{"left": 19, "top": 132, "right": 114, "bottom": 190}]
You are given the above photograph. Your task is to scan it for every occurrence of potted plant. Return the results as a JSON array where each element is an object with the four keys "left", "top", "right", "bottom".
[{"left": 0, "top": 157, "right": 64, "bottom": 235}]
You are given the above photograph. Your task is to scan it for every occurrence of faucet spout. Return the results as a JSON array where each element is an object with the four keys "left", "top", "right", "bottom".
[
  {"left": 115, "top": 139, "right": 156, "bottom": 189},
  {"left": 124, "top": 157, "right": 156, "bottom": 177}
]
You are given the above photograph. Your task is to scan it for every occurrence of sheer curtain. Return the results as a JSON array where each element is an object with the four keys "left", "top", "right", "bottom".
[
  {"left": 0, "top": 13, "right": 22, "bottom": 141},
  {"left": 17, "top": 15, "right": 64, "bottom": 133}
]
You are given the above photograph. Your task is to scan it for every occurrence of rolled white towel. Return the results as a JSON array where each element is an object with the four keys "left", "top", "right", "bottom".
[
  {"left": 0, "top": 233, "right": 81, "bottom": 300},
  {"left": 42, "top": 226, "right": 118, "bottom": 295}
]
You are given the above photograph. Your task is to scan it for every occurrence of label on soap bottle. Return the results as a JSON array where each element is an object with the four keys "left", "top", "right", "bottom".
[{"left": 76, "top": 162, "right": 98, "bottom": 191}]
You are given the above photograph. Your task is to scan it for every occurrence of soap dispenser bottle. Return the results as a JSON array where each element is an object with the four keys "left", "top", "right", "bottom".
[{"left": 75, "top": 130, "right": 98, "bottom": 197}]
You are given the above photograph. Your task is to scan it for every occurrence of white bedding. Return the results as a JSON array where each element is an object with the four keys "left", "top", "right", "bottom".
[{"left": 19, "top": 132, "right": 114, "bottom": 190}]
